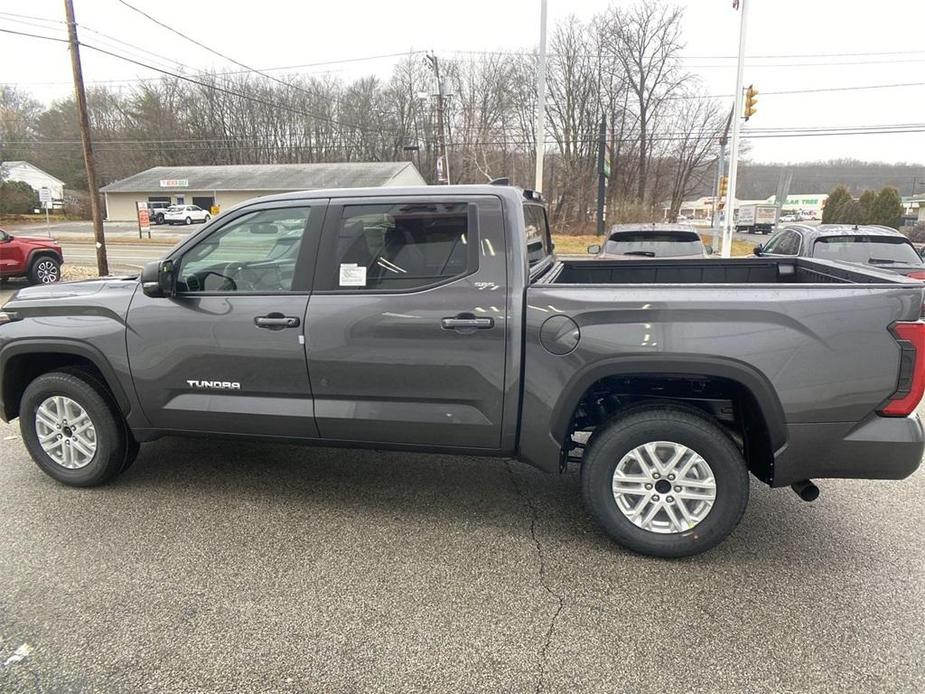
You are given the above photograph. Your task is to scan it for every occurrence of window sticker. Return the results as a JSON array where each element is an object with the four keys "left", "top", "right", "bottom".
[{"left": 339, "top": 263, "right": 367, "bottom": 287}]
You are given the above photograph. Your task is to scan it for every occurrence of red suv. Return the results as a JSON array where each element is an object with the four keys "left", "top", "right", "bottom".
[{"left": 0, "top": 228, "right": 64, "bottom": 284}]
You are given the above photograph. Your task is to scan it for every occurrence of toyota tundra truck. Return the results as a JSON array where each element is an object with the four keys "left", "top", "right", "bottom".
[{"left": 1, "top": 183, "right": 923, "bottom": 557}]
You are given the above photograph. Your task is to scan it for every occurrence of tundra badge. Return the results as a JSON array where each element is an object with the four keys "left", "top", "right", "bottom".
[{"left": 186, "top": 380, "right": 241, "bottom": 390}]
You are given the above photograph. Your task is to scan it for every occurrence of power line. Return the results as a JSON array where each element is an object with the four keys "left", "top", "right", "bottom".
[
  {"left": 6, "top": 122, "right": 925, "bottom": 153},
  {"left": 6, "top": 11, "right": 921, "bottom": 63},
  {"left": 112, "top": 0, "right": 389, "bottom": 112},
  {"left": 0, "top": 27, "right": 410, "bottom": 137}
]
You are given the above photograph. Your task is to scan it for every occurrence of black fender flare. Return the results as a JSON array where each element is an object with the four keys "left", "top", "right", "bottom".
[
  {"left": 0, "top": 338, "right": 131, "bottom": 417},
  {"left": 26, "top": 248, "right": 63, "bottom": 268},
  {"left": 549, "top": 354, "right": 788, "bottom": 453}
]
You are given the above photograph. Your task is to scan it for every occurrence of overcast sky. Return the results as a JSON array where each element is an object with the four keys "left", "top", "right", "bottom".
[{"left": 2, "top": 0, "right": 924, "bottom": 165}]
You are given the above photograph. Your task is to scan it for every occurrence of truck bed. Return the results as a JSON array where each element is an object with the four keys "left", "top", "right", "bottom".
[{"left": 543, "top": 257, "right": 913, "bottom": 286}]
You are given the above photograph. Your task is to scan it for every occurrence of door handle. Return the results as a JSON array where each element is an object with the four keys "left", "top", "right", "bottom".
[
  {"left": 441, "top": 315, "right": 494, "bottom": 331},
  {"left": 255, "top": 313, "right": 300, "bottom": 330}
]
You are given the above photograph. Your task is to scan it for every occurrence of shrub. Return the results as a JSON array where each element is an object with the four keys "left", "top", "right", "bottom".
[{"left": 0, "top": 180, "right": 39, "bottom": 214}]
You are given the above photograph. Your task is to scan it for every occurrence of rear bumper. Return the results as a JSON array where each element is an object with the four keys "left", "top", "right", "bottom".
[{"left": 772, "top": 414, "right": 924, "bottom": 486}]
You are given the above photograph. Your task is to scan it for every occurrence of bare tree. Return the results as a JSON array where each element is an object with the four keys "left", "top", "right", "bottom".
[
  {"left": 603, "top": 1, "right": 687, "bottom": 205},
  {"left": 664, "top": 95, "right": 723, "bottom": 221}
]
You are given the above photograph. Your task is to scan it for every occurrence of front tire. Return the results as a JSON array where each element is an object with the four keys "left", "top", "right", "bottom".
[
  {"left": 19, "top": 370, "right": 138, "bottom": 487},
  {"left": 581, "top": 407, "right": 749, "bottom": 558},
  {"left": 29, "top": 256, "right": 61, "bottom": 284},
  {"left": 185, "top": 216, "right": 192, "bottom": 225},
  {"left": 203, "top": 214, "right": 211, "bottom": 223}
]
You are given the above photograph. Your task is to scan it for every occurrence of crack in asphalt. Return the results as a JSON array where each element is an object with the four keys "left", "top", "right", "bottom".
[{"left": 505, "top": 461, "right": 566, "bottom": 694}]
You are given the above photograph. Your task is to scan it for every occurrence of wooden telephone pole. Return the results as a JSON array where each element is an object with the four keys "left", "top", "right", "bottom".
[
  {"left": 426, "top": 54, "right": 450, "bottom": 185},
  {"left": 64, "top": 0, "right": 108, "bottom": 275}
]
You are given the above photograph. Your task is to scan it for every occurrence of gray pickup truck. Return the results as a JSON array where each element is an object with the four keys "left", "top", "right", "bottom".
[{"left": 2, "top": 184, "right": 923, "bottom": 557}]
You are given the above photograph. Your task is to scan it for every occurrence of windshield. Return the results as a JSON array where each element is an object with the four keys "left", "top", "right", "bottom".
[
  {"left": 603, "top": 231, "right": 703, "bottom": 257},
  {"left": 812, "top": 236, "right": 923, "bottom": 266}
]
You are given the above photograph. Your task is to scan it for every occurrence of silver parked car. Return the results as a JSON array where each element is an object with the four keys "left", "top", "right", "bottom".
[{"left": 587, "top": 223, "right": 713, "bottom": 259}]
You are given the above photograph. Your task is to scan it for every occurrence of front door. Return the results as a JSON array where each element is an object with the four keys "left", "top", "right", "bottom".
[
  {"left": 192, "top": 196, "right": 214, "bottom": 211},
  {"left": 126, "top": 201, "right": 325, "bottom": 438},
  {"left": 305, "top": 195, "right": 509, "bottom": 449}
]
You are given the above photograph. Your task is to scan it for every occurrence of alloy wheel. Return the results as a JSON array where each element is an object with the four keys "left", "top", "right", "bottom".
[
  {"left": 36, "top": 259, "right": 59, "bottom": 283},
  {"left": 34, "top": 396, "right": 97, "bottom": 469},
  {"left": 611, "top": 440, "right": 716, "bottom": 534}
]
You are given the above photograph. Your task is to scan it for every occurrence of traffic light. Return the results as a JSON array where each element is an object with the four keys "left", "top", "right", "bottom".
[
  {"left": 744, "top": 85, "right": 758, "bottom": 120},
  {"left": 719, "top": 176, "right": 729, "bottom": 198}
]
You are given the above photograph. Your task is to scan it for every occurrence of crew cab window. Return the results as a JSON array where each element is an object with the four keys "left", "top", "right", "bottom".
[
  {"left": 812, "top": 236, "right": 923, "bottom": 266},
  {"left": 764, "top": 230, "right": 800, "bottom": 256},
  {"left": 176, "top": 207, "right": 311, "bottom": 293},
  {"left": 325, "top": 202, "right": 475, "bottom": 291},
  {"left": 523, "top": 204, "right": 551, "bottom": 266}
]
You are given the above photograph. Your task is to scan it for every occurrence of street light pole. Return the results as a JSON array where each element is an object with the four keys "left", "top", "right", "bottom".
[
  {"left": 533, "top": 0, "right": 548, "bottom": 193},
  {"left": 721, "top": 0, "right": 750, "bottom": 258}
]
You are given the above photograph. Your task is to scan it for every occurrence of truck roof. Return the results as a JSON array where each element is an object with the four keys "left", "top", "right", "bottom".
[
  {"left": 249, "top": 184, "right": 534, "bottom": 205},
  {"left": 608, "top": 223, "right": 697, "bottom": 234},
  {"left": 782, "top": 223, "right": 908, "bottom": 240}
]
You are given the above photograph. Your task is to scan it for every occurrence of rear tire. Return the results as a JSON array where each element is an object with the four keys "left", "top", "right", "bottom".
[
  {"left": 185, "top": 216, "right": 192, "bottom": 225},
  {"left": 19, "top": 370, "right": 137, "bottom": 487},
  {"left": 581, "top": 407, "right": 749, "bottom": 558},
  {"left": 28, "top": 256, "right": 61, "bottom": 284}
]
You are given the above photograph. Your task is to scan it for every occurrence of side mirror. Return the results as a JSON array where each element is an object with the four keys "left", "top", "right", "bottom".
[
  {"left": 141, "top": 259, "right": 176, "bottom": 298},
  {"left": 587, "top": 244, "right": 602, "bottom": 255},
  {"left": 753, "top": 244, "right": 763, "bottom": 256}
]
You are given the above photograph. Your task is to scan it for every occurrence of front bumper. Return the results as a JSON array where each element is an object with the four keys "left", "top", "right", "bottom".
[{"left": 772, "top": 413, "right": 924, "bottom": 486}]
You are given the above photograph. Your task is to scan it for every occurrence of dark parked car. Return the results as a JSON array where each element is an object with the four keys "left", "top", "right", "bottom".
[
  {"left": 0, "top": 228, "right": 63, "bottom": 284},
  {"left": 587, "top": 223, "right": 712, "bottom": 259},
  {"left": 2, "top": 185, "right": 923, "bottom": 558},
  {"left": 755, "top": 224, "right": 925, "bottom": 279}
]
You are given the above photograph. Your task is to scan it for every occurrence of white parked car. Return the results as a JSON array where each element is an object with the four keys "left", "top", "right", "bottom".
[{"left": 163, "top": 205, "right": 211, "bottom": 226}]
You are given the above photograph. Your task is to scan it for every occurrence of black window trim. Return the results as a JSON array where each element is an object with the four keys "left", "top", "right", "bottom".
[
  {"left": 312, "top": 195, "right": 485, "bottom": 295},
  {"left": 166, "top": 198, "right": 328, "bottom": 297}
]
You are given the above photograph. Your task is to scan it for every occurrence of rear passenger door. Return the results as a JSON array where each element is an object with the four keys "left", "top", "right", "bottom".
[{"left": 305, "top": 195, "right": 509, "bottom": 449}]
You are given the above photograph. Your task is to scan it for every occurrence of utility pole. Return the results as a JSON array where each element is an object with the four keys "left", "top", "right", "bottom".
[
  {"left": 533, "top": 0, "right": 548, "bottom": 193},
  {"left": 710, "top": 106, "right": 735, "bottom": 244},
  {"left": 596, "top": 116, "right": 607, "bottom": 235},
  {"left": 426, "top": 53, "right": 450, "bottom": 185},
  {"left": 64, "top": 0, "right": 108, "bottom": 275},
  {"left": 722, "top": 0, "right": 750, "bottom": 258}
]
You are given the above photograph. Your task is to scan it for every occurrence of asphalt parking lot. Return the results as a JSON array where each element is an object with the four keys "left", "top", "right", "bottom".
[{"left": 1, "top": 417, "right": 923, "bottom": 693}]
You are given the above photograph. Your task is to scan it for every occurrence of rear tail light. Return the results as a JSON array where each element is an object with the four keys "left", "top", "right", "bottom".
[
  {"left": 880, "top": 322, "right": 925, "bottom": 416},
  {"left": 905, "top": 271, "right": 925, "bottom": 280}
]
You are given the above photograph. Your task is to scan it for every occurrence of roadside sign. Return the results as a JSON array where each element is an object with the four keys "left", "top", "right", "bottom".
[
  {"left": 137, "top": 202, "right": 151, "bottom": 238},
  {"left": 210, "top": 205, "right": 220, "bottom": 216},
  {"left": 39, "top": 187, "right": 52, "bottom": 209}
]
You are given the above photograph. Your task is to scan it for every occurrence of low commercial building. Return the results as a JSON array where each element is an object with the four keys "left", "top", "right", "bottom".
[
  {"left": 100, "top": 162, "right": 426, "bottom": 221},
  {"left": 669, "top": 192, "right": 828, "bottom": 221}
]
